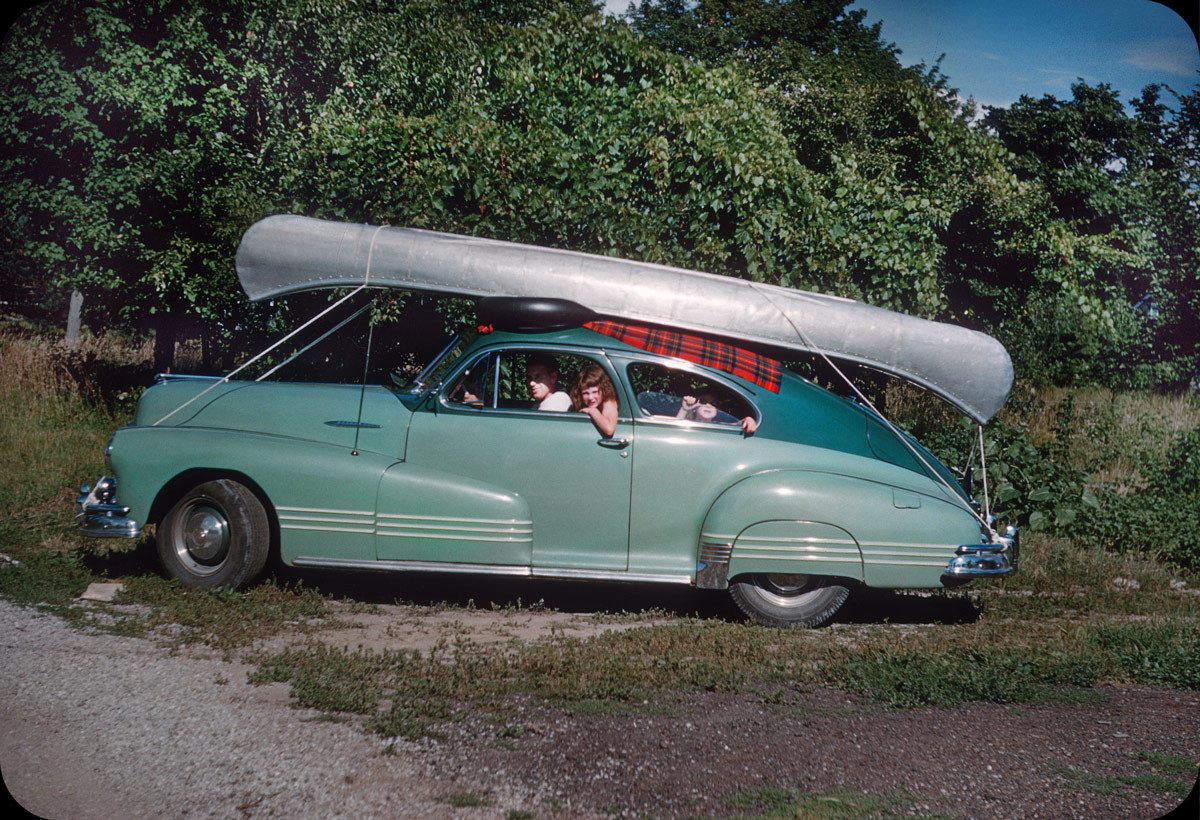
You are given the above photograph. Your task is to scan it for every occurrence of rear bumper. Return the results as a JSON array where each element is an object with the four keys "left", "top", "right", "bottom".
[
  {"left": 944, "top": 525, "right": 1019, "bottom": 577},
  {"left": 76, "top": 476, "right": 141, "bottom": 538}
]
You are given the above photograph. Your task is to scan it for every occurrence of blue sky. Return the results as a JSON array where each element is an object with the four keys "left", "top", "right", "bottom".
[
  {"left": 603, "top": 1, "right": 1198, "bottom": 109},
  {"left": 852, "top": 0, "right": 1197, "bottom": 109}
]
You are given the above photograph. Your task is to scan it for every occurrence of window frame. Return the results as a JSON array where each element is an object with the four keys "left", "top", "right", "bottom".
[
  {"left": 614, "top": 352, "right": 763, "bottom": 432},
  {"left": 436, "top": 342, "right": 633, "bottom": 423}
]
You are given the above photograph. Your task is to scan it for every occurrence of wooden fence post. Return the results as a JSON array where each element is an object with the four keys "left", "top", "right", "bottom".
[{"left": 65, "top": 289, "right": 83, "bottom": 349}]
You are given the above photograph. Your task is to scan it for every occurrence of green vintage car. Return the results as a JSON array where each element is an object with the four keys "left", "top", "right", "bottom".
[{"left": 77, "top": 217, "right": 1018, "bottom": 627}]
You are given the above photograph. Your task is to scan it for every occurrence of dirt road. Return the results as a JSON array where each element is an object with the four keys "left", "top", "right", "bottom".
[{"left": 2, "top": 598, "right": 1196, "bottom": 818}]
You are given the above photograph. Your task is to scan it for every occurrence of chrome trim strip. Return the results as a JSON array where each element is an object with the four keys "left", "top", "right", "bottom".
[
  {"left": 858, "top": 541, "right": 959, "bottom": 550},
  {"left": 735, "top": 544, "right": 860, "bottom": 554},
  {"left": 697, "top": 539, "right": 734, "bottom": 589},
  {"left": 280, "top": 524, "right": 376, "bottom": 534},
  {"left": 532, "top": 567, "right": 692, "bottom": 584},
  {"left": 376, "top": 512, "right": 533, "bottom": 525},
  {"left": 294, "top": 557, "right": 532, "bottom": 576},
  {"left": 278, "top": 513, "right": 375, "bottom": 525},
  {"left": 736, "top": 553, "right": 863, "bottom": 563},
  {"left": 864, "top": 558, "right": 948, "bottom": 567},
  {"left": 736, "top": 535, "right": 858, "bottom": 546},
  {"left": 861, "top": 548, "right": 956, "bottom": 558},
  {"left": 153, "top": 373, "right": 223, "bottom": 384},
  {"left": 375, "top": 521, "right": 532, "bottom": 534},
  {"left": 290, "top": 557, "right": 692, "bottom": 585},
  {"left": 375, "top": 531, "right": 532, "bottom": 542},
  {"left": 277, "top": 504, "right": 374, "bottom": 516}
]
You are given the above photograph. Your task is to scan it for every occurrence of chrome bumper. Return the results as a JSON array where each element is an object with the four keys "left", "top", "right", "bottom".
[
  {"left": 76, "top": 476, "right": 141, "bottom": 538},
  {"left": 944, "top": 525, "right": 1019, "bottom": 577}
]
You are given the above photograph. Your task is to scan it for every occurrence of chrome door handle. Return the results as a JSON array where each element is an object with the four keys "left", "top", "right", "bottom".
[{"left": 597, "top": 437, "right": 629, "bottom": 449}]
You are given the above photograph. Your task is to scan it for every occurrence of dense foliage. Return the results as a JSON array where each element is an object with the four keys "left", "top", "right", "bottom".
[{"left": 2, "top": 0, "right": 1196, "bottom": 385}]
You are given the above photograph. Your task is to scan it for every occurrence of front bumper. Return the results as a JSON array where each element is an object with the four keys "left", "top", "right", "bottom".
[
  {"left": 76, "top": 476, "right": 141, "bottom": 538},
  {"left": 944, "top": 525, "right": 1019, "bottom": 577}
]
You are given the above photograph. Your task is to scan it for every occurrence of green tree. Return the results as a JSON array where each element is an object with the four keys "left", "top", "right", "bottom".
[
  {"left": 0, "top": 0, "right": 321, "bottom": 366},
  {"left": 2, "top": 0, "right": 817, "bottom": 359},
  {"left": 982, "top": 81, "right": 1200, "bottom": 386}
]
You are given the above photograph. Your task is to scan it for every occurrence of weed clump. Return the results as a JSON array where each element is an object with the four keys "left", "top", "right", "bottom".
[
  {"left": 117, "top": 577, "right": 332, "bottom": 651},
  {"left": 0, "top": 549, "right": 93, "bottom": 607},
  {"left": 835, "top": 647, "right": 1104, "bottom": 707},
  {"left": 1088, "top": 621, "right": 1200, "bottom": 689}
]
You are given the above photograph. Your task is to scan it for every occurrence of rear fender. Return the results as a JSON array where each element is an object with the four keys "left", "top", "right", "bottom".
[
  {"left": 699, "top": 469, "right": 976, "bottom": 589},
  {"left": 699, "top": 471, "right": 866, "bottom": 588}
]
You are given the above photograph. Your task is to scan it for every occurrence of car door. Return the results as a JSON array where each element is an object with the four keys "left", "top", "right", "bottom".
[
  {"left": 617, "top": 355, "right": 766, "bottom": 577},
  {"left": 379, "top": 345, "right": 635, "bottom": 571}
]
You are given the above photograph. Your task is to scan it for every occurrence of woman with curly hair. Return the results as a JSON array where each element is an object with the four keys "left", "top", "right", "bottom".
[{"left": 571, "top": 363, "right": 619, "bottom": 438}]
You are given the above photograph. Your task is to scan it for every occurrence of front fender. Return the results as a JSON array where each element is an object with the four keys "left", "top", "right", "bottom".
[{"left": 109, "top": 425, "right": 398, "bottom": 562}]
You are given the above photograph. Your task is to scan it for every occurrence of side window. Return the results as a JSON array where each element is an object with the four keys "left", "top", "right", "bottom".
[
  {"left": 445, "top": 349, "right": 619, "bottom": 415},
  {"left": 627, "top": 362, "right": 756, "bottom": 427},
  {"left": 446, "top": 353, "right": 493, "bottom": 407}
]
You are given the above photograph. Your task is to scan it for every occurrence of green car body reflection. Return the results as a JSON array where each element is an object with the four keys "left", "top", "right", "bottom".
[{"left": 80, "top": 325, "right": 1012, "bottom": 627}]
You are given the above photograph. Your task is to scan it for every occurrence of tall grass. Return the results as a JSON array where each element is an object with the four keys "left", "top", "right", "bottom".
[
  {"left": 0, "top": 330, "right": 131, "bottom": 553},
  {"left": 886, "top": 379, "right": 1200, "bottom": 568}
]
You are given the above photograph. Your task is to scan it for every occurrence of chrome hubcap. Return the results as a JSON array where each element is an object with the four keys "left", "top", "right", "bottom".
[
  {"left": 174, "top": 502, "right": 230, "bottom": 575},
  {"left": 757, "top": 573, "right": 818, "bottom": 606}
]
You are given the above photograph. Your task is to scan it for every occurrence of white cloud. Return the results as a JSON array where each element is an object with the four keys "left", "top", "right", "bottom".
[
  {"left": 1035, "top": 67, "right": 1095, "bottom": 92},
  {"left": 1121, "top": 37, "right": 1199, "bottom": 77}
]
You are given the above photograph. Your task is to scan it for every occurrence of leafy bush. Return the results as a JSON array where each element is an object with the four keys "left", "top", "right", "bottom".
[
  {"left": 986, "top": 413, "right": 1093, "bottom": 533},
  {"left": 887, "top": 381, "right": 1199, "bottom": 569},
  {"left": 1075, "top": 428, "right": 1200, "bottom": 568}
]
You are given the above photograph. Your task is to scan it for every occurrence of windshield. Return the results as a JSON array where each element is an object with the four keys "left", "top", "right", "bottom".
[{"left": 392, "top": 331, "right": 475, "bottom": 395}]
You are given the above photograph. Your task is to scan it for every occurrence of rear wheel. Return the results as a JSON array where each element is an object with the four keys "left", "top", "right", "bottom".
[
  {"left": 729, "top": 573, "right": 850, "bottom": 628},
  {"left": 158, "top": 479, "right": 270, "bottom": 589}
]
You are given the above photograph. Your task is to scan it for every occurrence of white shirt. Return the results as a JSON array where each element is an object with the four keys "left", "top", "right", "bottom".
[{"left": 538, "top": 391, "right": 573, "bottom": 411}]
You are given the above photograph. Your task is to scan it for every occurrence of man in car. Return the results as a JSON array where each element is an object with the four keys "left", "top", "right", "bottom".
[{"left": 526, "top": 355, "right": 572, "bottom": 411}]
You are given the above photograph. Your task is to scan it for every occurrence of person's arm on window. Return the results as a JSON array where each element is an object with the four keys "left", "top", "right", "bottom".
[{"left": 582, "top": 399, "right": 619, "bottom": 438}]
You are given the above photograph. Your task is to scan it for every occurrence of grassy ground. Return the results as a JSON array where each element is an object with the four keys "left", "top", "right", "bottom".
[{"left": 2, "top": 328, "right": 1198, "bottom": 743}]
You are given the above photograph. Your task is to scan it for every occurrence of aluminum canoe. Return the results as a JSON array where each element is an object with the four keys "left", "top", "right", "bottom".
[{"left": 236, "top": 215, "right": 1013, "bottom": 423}]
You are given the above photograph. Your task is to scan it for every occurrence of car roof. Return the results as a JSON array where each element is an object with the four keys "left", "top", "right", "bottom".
[
  {"left": 469, "top": 326, "right": 640, "bottom": 354},
  {"left": 466, "top": 326, "right": 784, "bottom": 392}
]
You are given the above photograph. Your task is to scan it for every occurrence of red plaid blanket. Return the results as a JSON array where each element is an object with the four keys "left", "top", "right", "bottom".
[{"left": 584, "top": 320, "right": 781, "bottom": 393}]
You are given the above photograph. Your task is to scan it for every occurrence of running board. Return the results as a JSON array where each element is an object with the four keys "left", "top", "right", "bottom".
[{"left": 291, "top": 556, "right": 692, "bottom": 586}]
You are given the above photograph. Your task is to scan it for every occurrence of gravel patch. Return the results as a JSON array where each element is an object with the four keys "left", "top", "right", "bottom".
[{"left": 0, "top": 600, "right": 532, "bottom": 818}]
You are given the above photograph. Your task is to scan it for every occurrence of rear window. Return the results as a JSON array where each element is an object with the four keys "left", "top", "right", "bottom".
[{"left": 626, "top": 362, "right": 756, "bottom": 426}]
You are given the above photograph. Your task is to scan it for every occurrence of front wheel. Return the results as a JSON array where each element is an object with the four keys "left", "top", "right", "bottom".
[
  {"left": 158, "top": 479, "right": 270, "bottom": 590},
  {"left": 729, "top": 573, "right": 850, "bottom": 628}
]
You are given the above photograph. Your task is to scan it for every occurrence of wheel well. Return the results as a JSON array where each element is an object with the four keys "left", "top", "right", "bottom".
[
  {"left": 728, "top": 571, "right": 863, "bottom": 588},
  {"left": 149, "top": 469, "right": 280, "bottom": 557}
]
